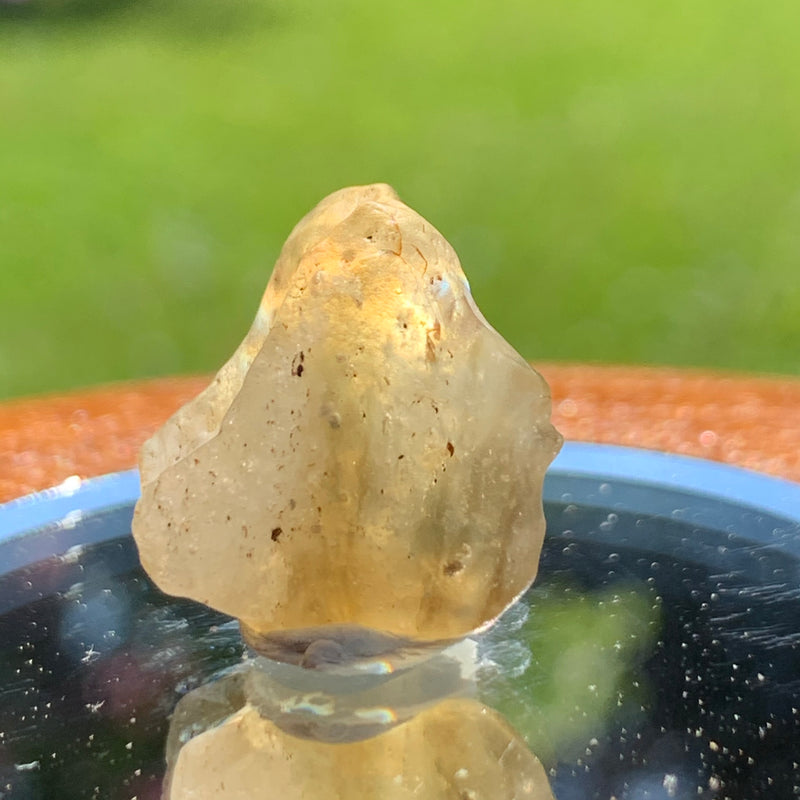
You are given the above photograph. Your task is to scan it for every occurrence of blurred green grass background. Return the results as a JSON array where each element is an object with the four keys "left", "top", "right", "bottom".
[{"left": 2, "top": 0, "right": 799, "bottom": 399}]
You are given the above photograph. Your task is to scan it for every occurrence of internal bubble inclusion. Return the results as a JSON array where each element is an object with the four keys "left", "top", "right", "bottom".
[{"left": 132, "top": 183, "right": 562, "bottom": 655}]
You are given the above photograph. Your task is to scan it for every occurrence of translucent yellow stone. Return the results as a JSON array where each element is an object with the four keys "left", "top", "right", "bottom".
[
  {"left": 132, "top": 184, "right": 562, "bottom": 642},
  {"left": 165, "top": 698, "right": 555, "bottom": 800}
]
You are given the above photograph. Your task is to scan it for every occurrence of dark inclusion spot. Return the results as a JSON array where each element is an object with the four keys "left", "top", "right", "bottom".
[
  {"left": 446, "top": 441, "right": 454, "bottom": 457},
  {"left": 291, "top": 351, "right": 305, "bottom": 377},
  {"left": 271, "top": 527, "right": 283, "bottom": 542},
  {"left": 443, "top": 560, "right": 463, "bottom": 576}
]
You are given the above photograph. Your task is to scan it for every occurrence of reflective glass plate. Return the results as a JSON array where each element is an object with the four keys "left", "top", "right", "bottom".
[{"left": 1, "top": 443, "right": 799, "bottom": 800}]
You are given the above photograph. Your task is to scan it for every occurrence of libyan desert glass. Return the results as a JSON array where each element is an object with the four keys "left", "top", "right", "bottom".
[
  {"left": 1, "top": 446, "right": 799, "bottom": 799},
  {"left": 132, "top": 184, "right": 562, "bottom": 644}
]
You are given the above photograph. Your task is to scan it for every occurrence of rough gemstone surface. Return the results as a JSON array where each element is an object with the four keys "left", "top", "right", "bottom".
[
  {"left": 166, "top": 698, "right": 554, "bottom": 800},
  {"left": 132, "top": 184, "right": 562, "bottom": 641}
]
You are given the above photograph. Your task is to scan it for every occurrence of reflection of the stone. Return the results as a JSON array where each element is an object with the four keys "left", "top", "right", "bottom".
[
  {"left": 168, "top": 698, "right": 552, "bottom": 800},
  {"left": 164, "top": 641, "right": 555, "bottom": 799}
]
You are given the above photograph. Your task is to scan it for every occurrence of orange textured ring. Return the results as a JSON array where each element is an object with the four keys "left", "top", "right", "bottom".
[{"left": 1, "top": 364, "right": 799, "bottom": 505}]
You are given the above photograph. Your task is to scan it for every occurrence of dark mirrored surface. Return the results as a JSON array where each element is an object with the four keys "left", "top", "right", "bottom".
[{"left": 1, "top": 470, "right": 800, "bottom": 799}]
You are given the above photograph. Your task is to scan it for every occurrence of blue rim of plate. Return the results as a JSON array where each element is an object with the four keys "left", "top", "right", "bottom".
[{"left": 1, "top": 442, "right": 799, "bottom": 547}]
